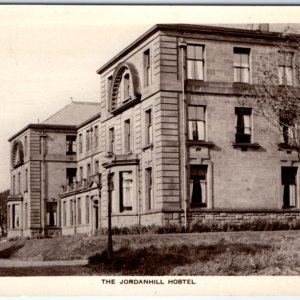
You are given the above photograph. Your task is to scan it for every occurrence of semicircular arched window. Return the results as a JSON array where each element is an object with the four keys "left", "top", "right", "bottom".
[
  {"left": 12, "top": 141, "right": 24, "bottom": 168},
  {"left": 108, "top": 62, "right": 141, "bottom": 115}
]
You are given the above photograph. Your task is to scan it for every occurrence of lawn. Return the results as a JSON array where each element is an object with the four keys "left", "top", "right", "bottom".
[{"left": 1, "top": 230, "right": 300, "bottom": 275}]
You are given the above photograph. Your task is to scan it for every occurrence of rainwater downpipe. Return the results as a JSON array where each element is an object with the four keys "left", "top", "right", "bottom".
[{"left": 179, "top": 39, "right": 188, "bottom": 229}]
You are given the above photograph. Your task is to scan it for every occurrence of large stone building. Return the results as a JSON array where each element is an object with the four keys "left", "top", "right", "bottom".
[{"left": 7, "top": 24, "right": 300, "bottom": 237}]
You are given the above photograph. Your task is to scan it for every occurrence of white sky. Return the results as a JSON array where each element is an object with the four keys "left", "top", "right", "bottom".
[{"left": 1, "top": 5, "right": 300, "bottom": 190}]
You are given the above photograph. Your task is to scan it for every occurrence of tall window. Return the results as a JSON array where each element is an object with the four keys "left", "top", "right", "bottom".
[
  {"left": 123, "top": 73, "right": 130, "bottom": 100},
  {"left": 280, "top": 114, "right": 296, "bottom": 145},
  {"left": 234, "top": 47, "right": 250, "bottom": 83},
  {"left": 87, "top": 163, "right": 91, "bottom": 180},
  {"left": 25, "top": 169, "right": 28, "bottom": 192},
  {"left": 66, "top": 135, "right": 76, "bottom": 155},
  {"left": 79, "top": 166, "right": 83, "bottom": 182},
  {"left": 120, "top": 172, "right": 133, "bottom": 212},
  {"left": 79, "top": 134, "right": 82, "bottom": 154},
  {"left": 190, "top": 165, "right": 207, "bottom": 208},
  {"left": 77, "top": 198, "right": 81, "bottom": 225},
  {"left": 187, "top": 45, "right": 204, "bottom": 80},
  {"left": 70, "top": 200, "right": 73, "bottom": 226},
  {"left": 46, "top": 202, "right": 57, "bottom": 226},
  {"left": 124, "top": 119, "right": 131, "bottom": 153},
  {"left": 145, "top": 109, "right": 153, "bottom": 145},
  {"left": 12, "top": 204, "right": 20, "bottom": 228},
  {"left": 17, "top": 172, "right": 21, "bottom": 194},
  {"left": 235, "top": 107, "right": 252, "bottom": 143},
  {"left": 85, "top": 196, "right": 90, "bottom": 224},
  {"left": 282, "top": 167, "right": 297, "bottom": 208},
  {"left": 109, "top": 127, "right": 115, "bottom": 154},
  {"left": 279, "top": 51, "right": 294, "bottom": 86},
  {"left": 25, "top": 203, "right": 28, "bottom": 228},
  {"left": 94, "top": 160, "right": 99, "bottom": 175},
  {"left": 144, "top": 49, "right": 151, "bottom": 87},
  {"left": 188, "top": 106, "right": 206, "bottom": 141},
  {"left": 94, "top": 125, "right": 99, "bottom": 149},
  {"left": 66, "top": 168, "right": 77, "bottom": 185},
  {"left": 24, "top": 136, "right": 27, "bottom": 156},
  {"left": 63, "top": 201, "right": 67, "bottom": 226},
  {"left": 107, "top": 75, "right": 113, "bottom": 104},
  {"left": 86, "top": 130, "right": 90, "bottom": 151},
  {"left": 145, "top": 167, "right": 153, "bottom": 211},
  {"left": 12, "top": 175, "right": 15, "bottom": 195}
]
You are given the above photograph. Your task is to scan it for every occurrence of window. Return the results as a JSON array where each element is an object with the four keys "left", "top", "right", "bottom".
[
  {"left": 234, "top": 47, "right": 250, "bottom": 83},
  {"left": 188, "top": 106, "right": 206, "bottom": 141},
  {"left": 24, "top": 203, "right": 28, "bottom": 228},
  {"left": 66, "top": 135, "right": 76, "bottom": 155},
  {"left": 282, "top": 166, "right": 297, "bottom": 208},
  {"left": 145, "top": 109, "right": 153, "bottom": 145},
  {"left": 12, "top": 175, "right": 15, "bottom": 195},
  {"left": 279, "top": 51, "right": 294, "bottom": 86},
  {"left": 187, "top": 45, "right": 204, "bottom": 80},
  {"left": 25, "top": 169, "right": 28, "bottom": 192},
  {"left": 46, "top": 202, "right": 57, "bottom": 226},
  {"left": 77, "top": 198, "right": 81, "bottom": 225},
  {"left": 124, "top": 119, "right": 131, "bottom": 153},
  {"left": 144, "top": 49, "right": 151, "bottom": 87},
  {"left": 107, "top": 75, "right": 113, "bottom": 104},
  {"left": 120, "top": 172, "right": 133, "bottom": 212},
  {"left": 94, "top": 125, "right": 99, "bottom": 149},
  {"left": 86, "top": 130, "right": 90, "bottom": 151},
  {"left": 145, "top": 167, "right": 153, "bottom": 210},
  {"left": 94, "top": 160, "right": 99, "bottom": 175},
  {"left": 24, "top": 136, "right": 27, "bottom": 156},
  {"left": 87, "top": 163, "right": 91, "bottom": 180},
  {"left": 123, "top": 73, "right": 130, "bottom": 100},
  {"left": 85, "top": 196, "right": 90, "bottom": 224},
  {"left": 17, "top": 172, "right": 21, "bottom": 194},
  {"left": 280, "top": 114, "right": 296, "bottom": 145},
  {"left": 66, "top": 168, "right": 77, "bottom": 185},
  {"left": 70, "top": 200, "right": 74, "bottom": 226},
  {"left": 63, "top": 201, "right": 67, "bottom": 226},
  {"left": 109, "top": 127, "right": 115, "bottom": 154},
  {"left": 235, "top": 107, "right": 252, "bottom": 143},
  {"left": 79, "top": 166, "right": 83, "bottom": 182},
  {"left": 12, "top": 204, "right": 20, "bottom": 228},
  {"left": 79, "top": 134, "right": 82, "bottom": 154},
  {"left": 190, "top": 165, "right": 207, "bottom": 208}
]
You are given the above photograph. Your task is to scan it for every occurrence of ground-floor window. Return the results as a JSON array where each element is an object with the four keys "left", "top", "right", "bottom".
[
  {"left": 282, "top": 166, "right": 298, "bottom": 208},
  {"left": 46, "top": 202, "right": 57, "bottom": 226},
  {"left": 85, "top": 196, "right": 90, "bottom": 224},
  {"left": 120, "top": 171, "right": 133, "bottom": 211},
  {"left": 24, "top": 203, "right": 28, "bottom": 228},
  {"left": 63, "top": 201, "right": 67, "bottom": 226},
  {"left": 12, "top": 204, "right": 20, "bottom": 228},
  {"left": 77, "top": 198, "right": 81, "bottom": 225},
  {"left": 190, "top": 165, "right": 208, "bottom": 208},
  {"left": 145, "top": 167, "right": 153, "bottom": 211}
]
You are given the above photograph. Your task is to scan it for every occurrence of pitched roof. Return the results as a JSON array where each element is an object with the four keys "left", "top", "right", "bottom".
[{"left": 42, "top": 101, "right": 101, "bottom": 126}]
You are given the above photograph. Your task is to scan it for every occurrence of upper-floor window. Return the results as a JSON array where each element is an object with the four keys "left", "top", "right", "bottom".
[
  {"left": 107, "top": 75, "right": 113, "bottom": 102},
  {"left": 123, "top": 73, "right": 130, "bottom": 101},
  {"left": 17, "top": 172, "right": 21, "bottom": 194},
  {"left": 188, "top": 105, "right": 206, "bottom": 141},
  {"left": 278, "top": 51, "right": 294, "bottom": 86},
  {"left": 78, "top": 134, "right": 82, "bottom": 154},
  {"left": 87, "top": 163, "right": 91, "bottom": 180},
  {"left": 79, "top": 166, "right": 83, "bottom": 181},
  {"left": 145, "top": 109, "right": 153, "bottom": 145},
  {"left": 12, "top": 175, "right": 15, "bottom": 195},
  {"left": 187, "top": 45, "right": 204, "bottom": 80},
  {"left": 66, "top": 168, "right": 77, "bottom": 185},
  {"left": 25, "top": 169, "right": 28, "bottom": 192},
  {"left": 12, "top": 141, "right": 24, "bottom": 167},
  {"left": 235, "top": 107, "right": 252, "bottom": 143},
  {"left": 94, "top": 160, "right": 99, "bottom": 175},
  {"left": 234, "top": 47, "right": 250, "bottom": 83},
  {"left": 124, "top": 119, "right": 131, "bottom": 153},
  {"left": 94, "top": 125, "right": 99, "bottom": 149},
  {"left": 86, "top": 130, "right": 90, "bottom": 151},
  {"left": 66, "top": 135, "right": 76, "bottom": 155},
  {"left": 144, "top": 49, "right": 151, "bottom": 87},
  {"left": 24, "top": 136, "right": 27, "bottom": 156},
  {"left": 109, "top": 127, "right": 115, "bottom": 154}
]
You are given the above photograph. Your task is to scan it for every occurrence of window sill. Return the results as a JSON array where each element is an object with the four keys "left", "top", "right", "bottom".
[
  {"left": 232, "top": 142, "right": 260, "bottom": 150},
  {"left": 186, "top": 140, "right": 214, "bottom": 148},
  {"left": 142, "top": 143, "right": 153, "bottom": 151},
  {"left": 191, "top": 203, "right": 207, "bottom": 208}
]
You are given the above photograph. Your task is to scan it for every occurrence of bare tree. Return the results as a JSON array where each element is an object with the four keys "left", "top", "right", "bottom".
[{"left": 241, "top": 33, "right": 300, "bottom": 153}]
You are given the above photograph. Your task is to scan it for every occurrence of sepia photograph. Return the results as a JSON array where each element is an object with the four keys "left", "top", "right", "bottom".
[{"left": 1, "top": 5, "right": 300, "bottom": 293}]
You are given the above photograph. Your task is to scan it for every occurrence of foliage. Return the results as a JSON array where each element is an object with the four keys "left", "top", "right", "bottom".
[{"left": 0, "top": 190, "right": 9, "bottom": 236}]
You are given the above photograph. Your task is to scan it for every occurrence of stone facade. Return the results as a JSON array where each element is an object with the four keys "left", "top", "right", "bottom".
[{"left": 8, "top": 24, "right": 300, "bottom": 238}]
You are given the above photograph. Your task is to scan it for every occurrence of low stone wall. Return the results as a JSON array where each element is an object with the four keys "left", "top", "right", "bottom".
[{"left": 187, "top": 210, "right": 300, "bottom": 225}]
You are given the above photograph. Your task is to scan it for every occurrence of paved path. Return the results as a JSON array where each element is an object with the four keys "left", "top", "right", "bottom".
[{"left": 0, "top": 258, "right": 89, "bottom": 268}]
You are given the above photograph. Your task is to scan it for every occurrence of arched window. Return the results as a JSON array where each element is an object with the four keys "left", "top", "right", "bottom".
[{"left": 12, "top": 141, "right": 24, "bottom": 168}]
